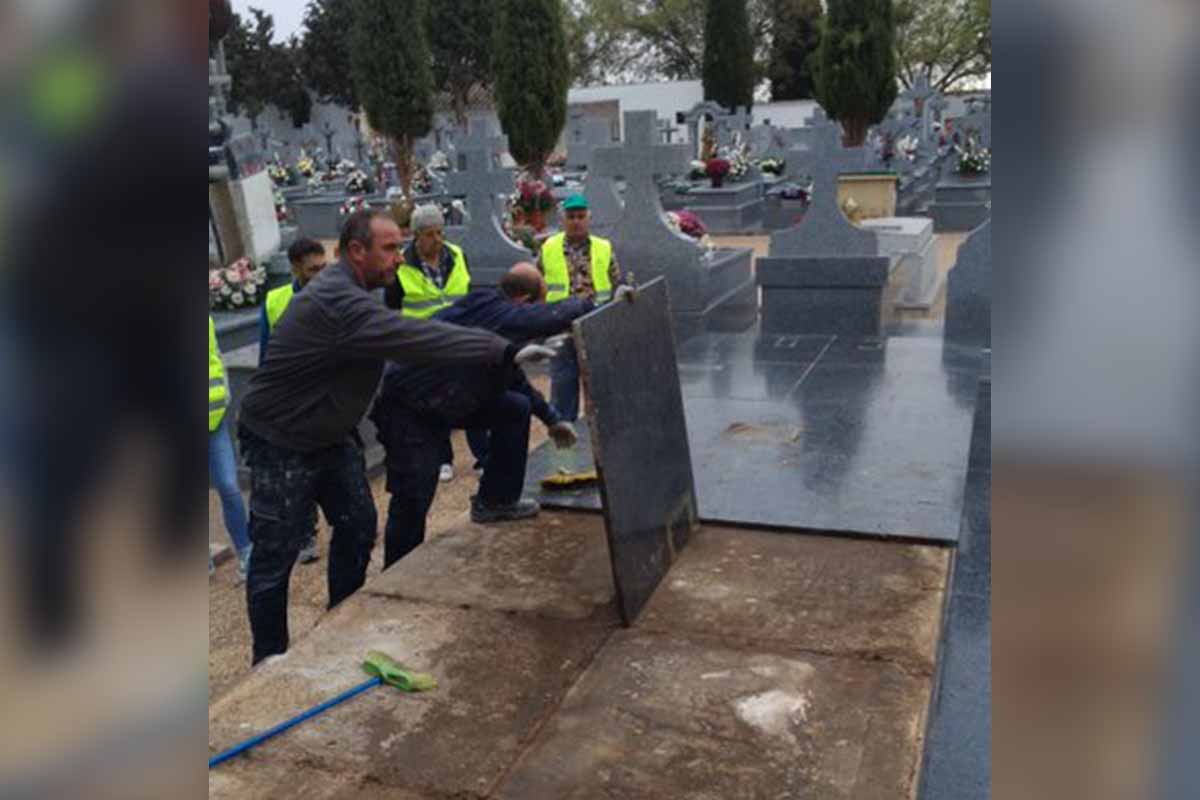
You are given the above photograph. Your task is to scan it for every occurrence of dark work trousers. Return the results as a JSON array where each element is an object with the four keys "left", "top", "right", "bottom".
[
  {"left": 440, "top": 433, "right": 454, "bottom": 467},
  {"left": 380, "top": 390, "right": 531, "bottom": 569},
  {"left": 466, "top": 428, "right": 490, "bottom": 468},
  {"left": 241, "top": 430, "right": 378, "bottom": 665}
]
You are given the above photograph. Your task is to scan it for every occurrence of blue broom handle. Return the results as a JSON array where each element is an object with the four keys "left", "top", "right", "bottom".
[{"left": 208, "top": 675, "right": 383, "bottom": 768}]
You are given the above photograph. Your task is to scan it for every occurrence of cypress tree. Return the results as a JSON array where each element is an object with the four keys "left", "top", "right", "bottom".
[
  {"left": 702, "top": 0, "right": 755, "bottom": 110},
  {"left": 349, "top": 0, "right": 434, "bottom": 199},
  {"left": 493, "top": 0, "right": 570, "bottom": 178},
  {"left": 812, "top": 0, "right": 899, "bottom": 146},
  {"left": 767, "top": 0, "right": 823, "bottom": 101}
]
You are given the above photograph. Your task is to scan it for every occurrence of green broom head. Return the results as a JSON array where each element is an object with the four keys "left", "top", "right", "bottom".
[{"left": 362, "top": 651, "right": 438, "bottom": 692}]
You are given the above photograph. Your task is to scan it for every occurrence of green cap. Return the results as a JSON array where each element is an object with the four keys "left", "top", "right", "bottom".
[{"left": 561, "top": 193, "right": 588, "bottom": 210}]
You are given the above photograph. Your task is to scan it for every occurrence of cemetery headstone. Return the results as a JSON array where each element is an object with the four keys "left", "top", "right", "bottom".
[
  {"left": 929, "top": 104, "right": 992, "bottom": 232},
  {"left": 757, "top": 123, "right": 894, "bottom": 335},
  {"left": 583, "top": 174, "right": 623, "bottom": 235},
  {"left": 658, "top": 117, "right": 679, "bottom": 143},
  {"left": 678, "top": 100, "right": 731, "bottom": 157},
  {"left": 943, "top": 219, "right": 991, "bottom": 349},
  {"left": 443, "top": 128, "right": 530, "bottom": 287},
  {"left": 593, "top": 110, "right": 756, "bottom": 339},
  {"left": 860, "top": 216, "right": 940, "bottom": 310},
  {"left": 566, "top": 110, "right": 614, "bottom": 170},
  {"left": 574, "top": 276, "right": 697, "bottom": 625}
]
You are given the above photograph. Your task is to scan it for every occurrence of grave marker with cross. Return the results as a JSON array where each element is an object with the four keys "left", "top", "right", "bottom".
[
  {"left": 593, "top": 110, "right": 722, "bottom": 311},
  {"left": 442, "top": 132, "right": 529, "bottom": 285},
  {"left": 769, "top": 120, "right": 875, "bottom": 257}
]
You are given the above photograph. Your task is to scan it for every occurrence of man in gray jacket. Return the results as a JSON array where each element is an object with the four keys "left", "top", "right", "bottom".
[{"left": 238, "top": 209, "right": 552, "bottom": 664}]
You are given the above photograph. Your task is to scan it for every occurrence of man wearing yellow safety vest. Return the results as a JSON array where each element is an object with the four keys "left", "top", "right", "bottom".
[
  {"left": 535, "top": 193, "right": 624, "bottom": 421},
  {"left": 385, "top": 203, "right": 471, "bottom": 483},
  {"left": 210, "top": 316, "right": 252, "bottom": 579},
  {"left": 257, "top": 237, "right": 328, "bottom": 565}
]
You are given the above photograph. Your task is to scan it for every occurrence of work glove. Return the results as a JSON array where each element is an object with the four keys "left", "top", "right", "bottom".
[
  {"left": 514, "top": 343, "right": 558, "bottom": 366},
  {"left": 613, "top": 284, "right": 636, "bottom": 303},
  {"left": 547, "top": 420, "right": 578, "bottom": 449}
]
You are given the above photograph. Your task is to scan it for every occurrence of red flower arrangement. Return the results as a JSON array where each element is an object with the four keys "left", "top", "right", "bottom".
[
  {"left": 514, "top": 180, "right": 555, "bottom": 215},
  {"left": 674, "top": 210, "right": 707, "bottom": 239},
  {"left": 704, "top": 158, "right": 731, "bottom": 179}
]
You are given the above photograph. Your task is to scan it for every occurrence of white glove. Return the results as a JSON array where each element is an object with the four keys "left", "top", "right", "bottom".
[
  {"left": 613, "top": 284, "right": 636, "bottom": 303},
  {"left": 514, "top": 343, "right": 557, "bottom": 366},
  {"left": 547, "top": 420, "right": 578, "bottom": 449}
]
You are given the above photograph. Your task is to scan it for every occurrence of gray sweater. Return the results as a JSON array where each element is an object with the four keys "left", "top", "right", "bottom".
[{"left": 239, "top": 260, "right": 511, "bottom": 452}]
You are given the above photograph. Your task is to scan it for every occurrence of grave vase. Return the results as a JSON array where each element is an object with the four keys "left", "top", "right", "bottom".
[{"left": 709, "top": 174, "right": 724, "bottom": 188}]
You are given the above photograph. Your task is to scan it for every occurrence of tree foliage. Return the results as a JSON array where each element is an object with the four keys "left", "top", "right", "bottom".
[
  {"left": 299, "top": 0, "right": 359, "bottom": 110},
  {"left": 350, "top": 0, "right": 434, "bottom": 198},
  {"left": 428, "top": 0, "right": 495, "bottom": 126},
  {"left": 563, "top": 0, "right": 769, "bottom": 85},
  {"left": 493, "top": 0, "right": 569, "bottom": 176},
  {"left": 766, "top": 0, "right": 821, "bottom": 100},
  {"left": 702, "top": 0, "right": 755, "bottom": 109},
  {"left": 224, "top": 8, "right": 312, "bottom": 128},
  {"left": 894, "top": 0, "right": 990, "bottom": 90},
  {"left": 812, "top": 0, "right": 898, "bottom": 146}
]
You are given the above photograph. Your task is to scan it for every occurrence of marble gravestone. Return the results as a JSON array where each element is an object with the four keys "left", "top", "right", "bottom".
[
  {"left": 757, "top": 122, "right": 898, "bottom": 336},
  {"left": 930, "top": 103, "right": 991, "bottom": 232},
  {"left": 566, "top": 110, "right": 614, "bottom": 171},
  {"left": 443, "top": 127, "right": 530, "bottom": 287},
  {"left": 593, "top": 110, "right": 757, "bottom": 340},
  {"left": 943, "top": 219, "right": 991, "bottom": 349},
  {"left": 574, "top": 276, "right": 698, "bottom": 625}
]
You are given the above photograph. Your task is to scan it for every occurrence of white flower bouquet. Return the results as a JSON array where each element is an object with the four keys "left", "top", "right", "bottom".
[{"left": 209, "top": 257, "right": 267, "bottom": 311}]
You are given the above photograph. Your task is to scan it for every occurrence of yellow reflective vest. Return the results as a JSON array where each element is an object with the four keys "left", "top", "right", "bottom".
[
  {"left": 396, "top": 242, "right": 470, "bottom": 319},
  {"left": 264, "top": 283, "right": 295, "bottom": 329},
  {"left": 539, "top": 233, "right": 613, "bottom": 304},
  {"left": 208, "top": 316, "right": 229, "bottom": 432}
]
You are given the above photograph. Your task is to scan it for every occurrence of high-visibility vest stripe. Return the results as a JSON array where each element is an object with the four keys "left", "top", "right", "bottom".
[{"left": 208, "top": 316, "right": 229, "bottom": 432}]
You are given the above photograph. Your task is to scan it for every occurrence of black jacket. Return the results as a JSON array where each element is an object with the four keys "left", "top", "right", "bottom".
[
  {"left": 239, "top": 262, "right": 511, "bottom": 452},
  {"left": 375, "top": 289, "right": 592, "bottom": 426}
]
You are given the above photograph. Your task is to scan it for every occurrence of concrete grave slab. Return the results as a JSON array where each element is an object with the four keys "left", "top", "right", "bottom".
[
  {"left": 366, "top": 514, "right": 617, "bottom": 622},
  {"left": 861, "top": 216, "right": 941, "bottom": 310},
  {"left": 575, "top": 277, "right": 699, "bottom": 624},
  {"left": 208, "top": 596, "right": 612, "bottom": 798},
  {"left": 496, "top": 630, "right": 934, "bottom": 800},
  {"left": 638, "top": 525, "right": 950, "bottom": 671}
]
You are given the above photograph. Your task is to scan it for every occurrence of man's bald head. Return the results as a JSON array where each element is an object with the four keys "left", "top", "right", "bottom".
[{"left": 499, "top": 262, "right": 547, "bottom": 304}]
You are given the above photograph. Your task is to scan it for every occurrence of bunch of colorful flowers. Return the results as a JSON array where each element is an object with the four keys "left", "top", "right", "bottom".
[
  {"left": 209, "top": 257, "right": 267, "bottom": 311},
  {"left": 689, "top": 160, "right": 708, "bottom": 181},
  {"left": 296, "top": 152, "right": 316, "bottom": 178},
  {"left": 665, "top": 210, "right": 714, "bottom": 252},
  {"left": 955, "top": 140, "right": 991, "bottom": 176},
  {"left": 345, "top": 169, "right": 374, "bottom": 194},
  {"left": 513, "top": 179, "right": 555, "bottom": 215},
  {"left": 704, "top": 158, "right": 731, "bottom": 179},
  {"left": 339, "top": 196, "right": 372, "bottom": 216},
  {"left": 273, "top": 190, "right": 288, "bottom": 222}
]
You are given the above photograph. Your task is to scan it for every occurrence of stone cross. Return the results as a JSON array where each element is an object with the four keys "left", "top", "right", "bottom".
[
  {"left": 679, "top": 100, "right": 732, "bottom": 158},
  {"left": 445, "top": 131, "right": 514, "bottom": 220},
  {"left": 592, "top": 110, "right": 691, "bottom": 233},
  {"left": 769, "top": 120, "right": 875, "bottom": 257},
  {"left": 712, "top": 106, "right": 752, "bottom": 148},
  {"left": 658, "top": 118, "right": 679, "bottom": 143}
]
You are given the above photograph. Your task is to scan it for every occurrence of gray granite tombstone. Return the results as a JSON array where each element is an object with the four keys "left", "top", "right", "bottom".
[
  {"left": 756, "top": 123, "right": 895, "bottom": 335},
  {"left": 593, "top": 110, "right": 757, "bottom": 339},
  {"left": 711, "top": 106, "right": 752, "bottom": 148},
  {"left": 566, "top": 110, "right": 614, "bottom": 170},
  {"left": 658, "top": 117, "right": 679, "bottom": 142},
  {"left": 943, "top": 219, "right": 991, "bottom": 349},
  {"left": 679, "top": 100, "right": 731, "bottom": 157},
  {"left": 443, "top": 130, "right": 529, "bottom": 287},
  {"left": 583, "top": 173, "right": 623, "bottom": 235},
  {"left": 929, "top": 105, "right": 991, "bottom": 232},
  {"left": 574, "top": 276, "right": 697, "bottom": 625}
]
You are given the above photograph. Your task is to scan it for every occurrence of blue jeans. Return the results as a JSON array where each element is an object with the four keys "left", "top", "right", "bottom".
[
  {"left": 209, "top": 417, "right": 250, "bottom": 555},
  {"left": 549, "top": 338, "right": 580, "bottom": 422}
]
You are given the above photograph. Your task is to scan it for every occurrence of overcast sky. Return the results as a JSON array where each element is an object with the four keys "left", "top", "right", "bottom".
[{"left": 232, "top": 0, "right": 306, "bottom": 42}]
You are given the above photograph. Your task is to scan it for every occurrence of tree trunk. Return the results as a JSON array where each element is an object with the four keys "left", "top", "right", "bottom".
[
  {"left": 451, "top": 88, "right": 469, "bottom": 129},
  {"left": 842, "top": 117, "right": 869, "bottom": 148},
  {"left": 526, "top": 157, "right": 546, "bottom": 182},
  {"left": 393, "top": 136, "right": 414, "bottom": 201}
]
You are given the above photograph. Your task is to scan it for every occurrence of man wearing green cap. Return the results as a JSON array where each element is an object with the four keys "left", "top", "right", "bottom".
[{"left": 535, "top": 193, "right": 624, "bottom": 421}]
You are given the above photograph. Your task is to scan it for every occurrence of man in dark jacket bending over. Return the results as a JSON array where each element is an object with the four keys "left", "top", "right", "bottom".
[
  {"left": 238, "top": 211, "right": 554, "bottom": 664},
  {"left": 372, "top": 262, "right": 604, "bottom": 569}
]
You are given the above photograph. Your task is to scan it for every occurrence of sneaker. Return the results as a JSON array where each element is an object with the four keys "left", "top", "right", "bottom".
[
  {"left": 470, "top": 495, "right": 541, "bottom": 524},
  {"left": 438, "top": 463, "right": 455, "bottom": 482},
  {"left": 298, "top": 536, "right": 320, "bottom": 564}
]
